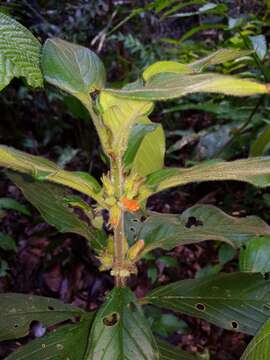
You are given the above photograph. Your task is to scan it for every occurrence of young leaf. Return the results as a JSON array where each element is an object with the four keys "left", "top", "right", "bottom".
[
  {"left": 0, "top": 145, "right": 102, "bottom": 201},
  {"left": 145, "top": 272, "right": 270, "bottom": 335},
  {"left": 6, "top": 317, "right": 94, "bottom": 360},
  {"left": 241, "top": 318, "right": 270, "bottom": 360},
  {"left": 125, "top": 205, "right": 270, "bottom": 257},
  {"left": 190, "top": 48, "right": 252, "bottom": 72},
  {"left": 42, "top": 38, "right": 106, "bottom": 99},
  {"left": 8, "top": 172, "right": 106, "bottom": 251},
  {"left": 0, "top": 12, "right": 43, "bottom": 90},
  {"left": 157, "top": 339, "right": 199, "bottom": 360},
  {"left": 0, "top": 197, "right": 30, "bottom": 216},
  {"left": 239, "top": 236, "right": 270, "bottom": 274},
  {"left": 88, "top": 287, "right": 159, "bottom": 359},
  {"left": 145, "top": 158, "right": 270, "bottom": 195},
  {"left": 0, "top": 293, "right": 84, "bottom": 341}
]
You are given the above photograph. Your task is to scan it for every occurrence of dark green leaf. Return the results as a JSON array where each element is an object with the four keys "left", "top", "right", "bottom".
[
  {"left": 157, "top": 339, "right": 199, "bottom": 360},
  {"left": 239, "top": 236, "right": 270, "bottom": 274},
  {"left": 42, "top": 38, "right": 106, "bottom": 99},
  {"left": 8, "top": 172, "right": 106, "bottom": 251},
  {"left": 0, "top": 12, "right": 43, "bottom": 90},
  {"left": 88, "top": 287, "right": 159, "bottom": 359},
  {"left": 6, "top": 316, "right": 94, "bottom": 360},
  {"left": 0, "top": 293, "right": 84, "bottom": 341},
  {"left": 0, "top": 197, "right": 30, "bottom": 216},
  {"left": 146, "top": 272, "right": 270, "bottom": 335},
  {"left": 0, "top": 233, "right": 16, "bottom": 251},
  {"left": 250, "top": 125, "right": 270, "bottom": 156},
  {"left": 125, "top": 205, "right": 270, "bottom": 257}
]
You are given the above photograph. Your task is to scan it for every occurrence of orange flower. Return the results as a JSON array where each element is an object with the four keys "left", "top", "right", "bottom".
[{"left": 121, "top": 197, "right": 140, "bottom": 212}]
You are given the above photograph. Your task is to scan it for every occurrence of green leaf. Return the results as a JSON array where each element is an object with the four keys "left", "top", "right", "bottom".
[
  {"left": 8, "top": 172, "right": 106, "bottom": 251},
  {"left": 6, "top": 317, "right": 94, "bottom": 360},
  {"left": 241, "top": 318, "right": 270, "bottom": 360},
  {"left": 239, "top": 236, "right": 270, "bottom": 274},
  {"left": 0, "top": 12, "right": 43, "bottom": 90},
  {"left": 88, "top": 287, "right": 159, "bottom": 359},
  {"left": 42, "top": 38, "right": 106, "bottom": 99},
  {"left": 0, "top": 232, "right": 16, "bottom": 251},
  {"left": 143, "top": 61, "right": 193, "bottom": 81},
  {"left": 190, "top": 48, "right": 252, "bottom": 72},
  {"left": 145, "top": 158, "right": 270, "bottom": 195},
  {"left": 0, "top": 197, "right": 30, "bottom": 216},
  {"left": 131, "top": 118, "right": 165, "bottom": 177},
  {"left": 123, "top": 123, "right": 159, "bottom": 170},
  {"left": 0, "top": 145, "right": 101, "bottom": 201},
  {"left": 146, "top": 272, "right": 270, "bottom": 335},
  {"left": 105, "top": 72, "right": 269, "bottom": 101},
  {"left": 125, "top": 205, "right": 270, "bottom": 257},
  {"left": 0, "top": 293, "right": 84, "bottom": 341},
  {"left": 250, "top": 125, "right": 270, "bottom": 156},
  {"left": 157, "top": 339, "right": 199, "bottom": 360}
]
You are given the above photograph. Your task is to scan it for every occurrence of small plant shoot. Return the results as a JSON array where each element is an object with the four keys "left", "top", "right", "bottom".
[{"left": 1, "top": 11, "right": 270, "bottom": 359}]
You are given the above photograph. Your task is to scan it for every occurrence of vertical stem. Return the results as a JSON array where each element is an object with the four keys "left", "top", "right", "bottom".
[{"left": 111, "top": 157, "right": 127, "bottom": 287}]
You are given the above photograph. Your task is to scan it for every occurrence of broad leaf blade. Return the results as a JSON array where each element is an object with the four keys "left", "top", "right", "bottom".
[
  {"left": 88, "top": 287, "right": 159, "bottom": 359},
  {"left": 0, "top": 145, "right": 101, "bottom": 200},
  {"left": 42, "top": 38, "right": 106, "bottom": 98},
  {"left": 125, "top": 205, "right": 270, "bottom": 256},
  {"left": 0, "top": 12, "right": 43, "bottom": 90},
  {"left": 0, "top": 293, "right": 84, "bottom": 341},
  {"left": 157, "top": 340, "right": 199, "bottom": 360},
  {"left": 146, "top": 273, "right": 270, "bottom": 335},
  {"left": 8, "top": 172, "right": 106, "bottom": 250},
  {"left": 6, "top": 317, "right": 94, "bottom": 360},
  {"left": 146, "top": 158, "right": 270, "bottom": 194},
  {"left": 105, "top": 73, "right": 269, "bottom": 101},
  {"left": 241, "top": 319, "right": 270, "bottom": 360},
  {"left": 239, "top": 236, "right": 270, "bottom": 274}
]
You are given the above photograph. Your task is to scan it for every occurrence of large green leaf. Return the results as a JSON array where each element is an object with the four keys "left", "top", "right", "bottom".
[
  {"left": 0, "top": 293, "right": 84, "bottom": 341},
  {"left": 241, "top": 319, "right": 270, "bottom": 360},
  {"left": 125, "top": 205, "right": 270, "bottom": 257},
  {"left": 145, "top": 158, "right": 270, "bottom": 195},
  {"left": 104, "top": 72, "right": 269, "bottom": 101},
  {"left": 6, "top": 317, "right": 94, "bottom": 360},
  {"left": 42, "top": 38, "right": 106, "bottom": 99},
  {"left": 239, "top": 236, "right": 270, "bottom": 274},
  {"left": 0, "top": 12, "right": 43, "bottom": 90},
  {"left": 157, "top": 339, "right": 199, "bottom": 360},
  {"left": 146, "top": 273, "right": 270, "bottom": 335},
  {"left": 88, "top": 287, "right": 159, "bottom": 359},
  {"left": 8, "top": 172, "right": 106, "bottom": 251},
  {"left": 0, "top": 145, "right": 101, "bottom": 201}
]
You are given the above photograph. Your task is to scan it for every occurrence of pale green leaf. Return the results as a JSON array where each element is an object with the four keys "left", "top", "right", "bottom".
[
  {"left": 145, "top": 158, "right": 270, "bottom": 195},
  {"left": 0, "top": 145, "right": 101, "bottom": 201},
  {"left": 125, "top": 205, "right": 270, "bottom": 257},
  {"left": 143, "top": 61, "right": 193, "bottom": 81},
  {"left": 0, "top": 293, "right": 84, "bottom": 341},
  {"left": 0, "top": 12, "right": 43, "bottom": 90},
  {"left": 42, "top": 38, "right": 106, "bottom": 98},
  {"left": 146, "top": 272, "right": 270, "bottom": 335},
  {"left": 88, "top": 287, "right": 159, "bottom": 359},
  {"left": 249, "top": 35, "right": 267, "bottom": 61},
  {"left": 239, "top": 236, "right": 270, "bottom": 274},
  {"left": 105, "top": 72, "right": 269, "bottom": 101},
  {"left": 241, "top": 319, "right": 270, "bottom": 360}
]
